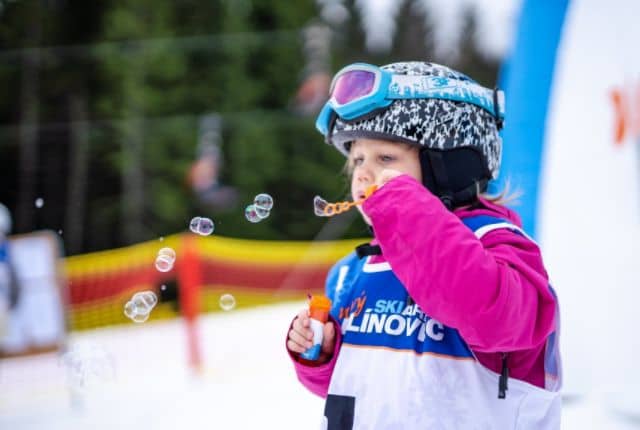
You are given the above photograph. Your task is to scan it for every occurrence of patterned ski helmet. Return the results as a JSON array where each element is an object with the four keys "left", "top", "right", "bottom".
[{"left": 326, "top": 61, "right": 503, "bottom": 180}]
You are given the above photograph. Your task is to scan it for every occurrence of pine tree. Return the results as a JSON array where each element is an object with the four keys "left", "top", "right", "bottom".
[
  {"left": 390, "top": 0, "right": 435, "bottom": 62},
  {"left": 451, "top": 5, "right": 499, "bottom": 88}
]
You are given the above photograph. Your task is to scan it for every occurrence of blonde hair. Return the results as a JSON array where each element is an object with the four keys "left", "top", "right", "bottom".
[{"left": 480, "top": 178, "right": 522, "bottom": 207}]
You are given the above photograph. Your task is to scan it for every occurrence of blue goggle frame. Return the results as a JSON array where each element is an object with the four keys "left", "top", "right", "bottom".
[{"left": 315, "top": 62, "right": 505, "bottom": 136}]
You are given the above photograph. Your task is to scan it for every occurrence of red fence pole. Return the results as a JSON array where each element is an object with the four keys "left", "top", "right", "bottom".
[{"left": 177, "top": 234, "right": 203, "bottom": 373}]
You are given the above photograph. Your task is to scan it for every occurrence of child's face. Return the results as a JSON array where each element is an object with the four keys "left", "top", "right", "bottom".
[{"left": 348, "top": 138, "right": 422, "bottom": 224}]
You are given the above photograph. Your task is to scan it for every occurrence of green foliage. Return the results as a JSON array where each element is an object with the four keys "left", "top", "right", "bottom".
[{"left": 0, "top": 0, "right": 500, "bottom": 253}]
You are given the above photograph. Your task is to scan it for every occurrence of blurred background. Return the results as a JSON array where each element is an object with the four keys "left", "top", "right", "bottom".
[
  {"left": 0, "top": 0, "right": 638, "bottom": 428},
  {"left": 0, "top": 0, "right": 504, "bottom": 252}
]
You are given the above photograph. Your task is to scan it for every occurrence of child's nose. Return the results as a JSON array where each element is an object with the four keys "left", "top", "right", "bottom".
[{"left": 355, "top": 165, "right": 375, "bottom": 184}]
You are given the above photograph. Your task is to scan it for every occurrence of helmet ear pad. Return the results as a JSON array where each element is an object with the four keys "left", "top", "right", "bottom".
[{"left": 419, "top": 147, "right": 490, "bottom": 208}]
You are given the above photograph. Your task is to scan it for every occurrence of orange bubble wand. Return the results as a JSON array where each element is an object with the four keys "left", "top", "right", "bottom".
[{"left": 313, "top": 185, "right": 378, "bottom": 217}]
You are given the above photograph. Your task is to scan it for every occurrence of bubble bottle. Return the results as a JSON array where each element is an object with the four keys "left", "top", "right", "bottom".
[{"left": 299, "top": 295, "right": 333, "bottom": 361}]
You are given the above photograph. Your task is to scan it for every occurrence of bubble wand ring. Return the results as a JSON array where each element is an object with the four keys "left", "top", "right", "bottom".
[{"left": 314, "top": 185, "right": 378, "bottom": 217}]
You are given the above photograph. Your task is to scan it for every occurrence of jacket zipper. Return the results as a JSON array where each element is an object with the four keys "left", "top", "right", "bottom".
[{"left": 498, "top": 352, "right": 509, "bottom": 399}]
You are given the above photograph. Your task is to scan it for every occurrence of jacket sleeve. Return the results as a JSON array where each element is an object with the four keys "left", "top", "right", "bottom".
[
  {"left": 286, "top": 315, "right": 342, "bottom": 398},
  {"left": 362, "top": 174, "right": 557, "bottom": 352}
]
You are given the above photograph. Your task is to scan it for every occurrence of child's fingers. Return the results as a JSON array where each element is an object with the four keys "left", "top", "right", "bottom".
[
  {"left": 321, "top": 321, "right": 336, "bottom": 355},
  {"left": 287, "top": 328, "right": 313, "bottom": 352},
  {"left": 292, "top": 310, "right": 312, "bottom": 337},
  {"left": 294, "top": 308, "right": 310, "bottom": 328},
  {"left": 287, "top": 309, "right": 313, "bottom": 354},
  {"left": 291, "top": 311, "right": 311, "bottom": 336},
  {"left": 323, "top": 320, "right": 335, "bottom": 341},
  {"left": 287, "top": 338, "right": 309, "bottom": 354}
]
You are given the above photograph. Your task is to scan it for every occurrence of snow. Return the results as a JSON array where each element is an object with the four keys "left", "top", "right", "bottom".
[
  {"left": 0, "top": 302, "right": 320, "bottom": 429},
  {"left": 1, "top": 301, "right": 637, "bottom": 429}
]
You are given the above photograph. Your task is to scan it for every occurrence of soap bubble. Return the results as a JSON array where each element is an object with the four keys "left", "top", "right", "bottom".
[
  {"left": 158, "top": 247, "right": 176, "bottom": 260},
  {"left": 35, "top": 198, "right": 44, "bottom": 208},
  {"left": 189, "top": 216, "right": 215, "bottom": 236},
  {"left": 244, "top": 193, "right": 273, "bottom": 222},
  {"left": 219, "top": 293, "right": 236, "bottom": 311},
  {"left": 123, "top": 291, "right": 157, "bottom": 323},
  {"left": 189, "top": 217, "right": 200, "bottom": 232},
  {"left": 254, "top": 193, "right": 274, "bottom": 211},
  {"left": 123, "top": 301, "right": 138, "bottom": 319},
  {"left": 254, "top": 205, "right": 270, "bottom": 219},
  {"left": 131, "top": 312, "right": 149, "bottom": 323},
  {"left": 244, "top": 205, "right": 262, "bottom": 223},
  {"left": 132, "top": 291, "right": 158, "bottom": 309},
  {"left": 155, "top": 248, "right": 176, "bottom": 272},
  {"left": 313, "top": 196, "right": 332, "bottom": 217},
  {"left": 154, "top": 255, "right": 174, "bottom": 272},
  {"left": 123, "top": 300, "right": 149, "bottom": 323}
]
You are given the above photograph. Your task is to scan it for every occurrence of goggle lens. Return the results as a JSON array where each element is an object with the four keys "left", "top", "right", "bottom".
[{"left": 331, "top": 70, "right": 377, "bottom": 105}]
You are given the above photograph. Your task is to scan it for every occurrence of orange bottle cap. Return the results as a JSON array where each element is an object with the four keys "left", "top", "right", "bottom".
[{"left": 308, "top": 295, "right": 332, "bottom": 311}]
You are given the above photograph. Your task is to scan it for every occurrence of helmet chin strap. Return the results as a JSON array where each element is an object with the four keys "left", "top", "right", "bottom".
[{"left": 419, "top": 149, "right": 488, "bottom": 210}]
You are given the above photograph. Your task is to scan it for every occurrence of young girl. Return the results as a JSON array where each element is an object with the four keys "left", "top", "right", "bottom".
[{"left": 286, "top": 61, "right": 561, "bottom": 429}]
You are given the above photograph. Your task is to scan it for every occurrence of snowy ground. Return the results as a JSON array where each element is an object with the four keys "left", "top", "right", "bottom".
[{"left": 1, "top": 301, "right": 638, "bottom": 429}]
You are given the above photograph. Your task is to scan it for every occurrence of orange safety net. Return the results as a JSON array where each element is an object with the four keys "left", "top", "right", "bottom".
[{"left": 63, "top": 233, "right": 363, "bottom": 330}]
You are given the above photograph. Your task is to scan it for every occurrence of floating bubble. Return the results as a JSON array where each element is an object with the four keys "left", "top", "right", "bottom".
[
  {"left": 131, "top": 312, "right": 149, "bottom": 323},
  {"left": 35, "top": 198, "right": 44, "bottom": 208},
  {"left": 200, "top": 218, "right": 214, "bottom": 234},
  {"left": 123, "top": 301, "right": 138, "bottom": 319},
  {"left": 254, "top": 205, "right": 270, "bottom": 219},
  {"left": 189, "top": 216, "right": 215, "bottom": 236},
  {"left": 244, "top": 205, "right": 262, "bottom": 223},
  {"left": 158, "top": 247, "right": 176, "bottom": 260},
  {"left": 313, "top": 196, "right": 332, "bottom": 217},
  {"left": 189, "top": 217, "right": 200, "bottom": 232},
  {"left": 154, "top": 255, "right": 174, "bottom": 272},
  {"left": 123, "top": 291, "right": 157, "bottom": 323},
  {"left": 132, "top": 291, "right": 158, "bottom": 309},
  {"left": 123, "top": 299, "right": 150, "bottom": 323},
  {"left": 219, "top": 293, "right": 236, "bottom": 311},
  {"left": 155, "top": 248, "right": 176, "bottom": 272},
  {"left": 254, "top": 193, "right": 274, "bottom": 211}
]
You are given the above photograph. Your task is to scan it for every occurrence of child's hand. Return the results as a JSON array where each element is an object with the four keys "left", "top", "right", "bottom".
[
  {"left": 287, "top": 308, "right": 336, "bottom": 363},
  {"left": 320, "top": 319, "right": 336, "bottom": 360},
  {"left": 287, "top": 309, "right": 314, "bottom": 354}
]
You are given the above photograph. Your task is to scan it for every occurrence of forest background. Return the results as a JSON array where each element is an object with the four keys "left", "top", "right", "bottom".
[{"left": 0, "top": 0, "right": 500, "bottom": 255}]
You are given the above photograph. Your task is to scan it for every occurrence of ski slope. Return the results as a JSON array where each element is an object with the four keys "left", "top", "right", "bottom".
[{"left": 0, "top": 302, "right": 638, "bottom": 429}]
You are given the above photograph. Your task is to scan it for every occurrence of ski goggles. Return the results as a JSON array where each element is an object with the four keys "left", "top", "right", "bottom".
[{"left": 315, "top": 62, "right": 505, "bottom": 136}]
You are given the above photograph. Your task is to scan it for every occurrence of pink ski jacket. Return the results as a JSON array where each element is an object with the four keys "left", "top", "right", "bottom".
[{"left": 288, "top": 174, "right": 561, "bottom": 429}]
